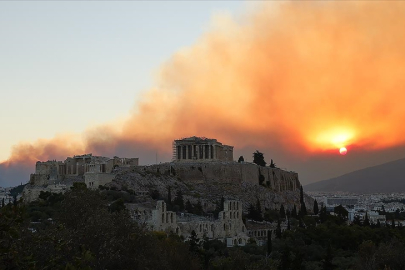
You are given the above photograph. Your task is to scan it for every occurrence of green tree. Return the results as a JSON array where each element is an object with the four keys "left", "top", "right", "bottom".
[
  {"left": 173, "top": 190, "right": 185, "bottom": 211},
  {"left": 299, "top": 218, "right": 305, "bottom": 228},
  {"left": 363, "top": 213, "right": 370, "bottom": 227},
  {"left": 253, "top": 150, "right": 266, "bottom": 167},
  {"left": 194, "top": 201, "right": 204, "bottom": 216},
  {"left": 323, "top": 244, "right": 335, "bottom": 270},
  {"left": 71, "top": 182, "right": 87, "bottom": 190},
  {"left": 109, "top": 198, "right": 125, "bottom": 213},
  {"left": 292, "top": 205, "right": 298, "bottom": 219},
  {"left": 299, "top": 186, "right": 307, "bottom": 216},
  {"left": 314, "top": 199, "right": 319, "bottom": 215},
  {"left": 247, "top": 203, "right": 256, "bottom": 220},
  {"left": 255, "top": 199, "right": 263, "bottom": 221},
  {"left": 357, "top": 240, "right": 376, "bottom": 270},
  {"left": 280, "top": 205, "right": 286, "bottom": 220},
  {"left": 167, "top": 186, "right": 172, "bottom": 205},
  {"left": 279, "top": 246, "right": 291, "bottom": 270},
  {"left": 352, "top": 215, "right": 362, "bottom": 226},
  {"left": 276, "top": 219, "right": 282, "bottom": 238},
  {"left": 334, "top": 205, "right": 348, "bottom": 222},
  {"left": 187, "top": 230, "right": 200, "bottom": 253},
  {"left": 259, "top": 173, "right": 265, "bottom": 186},
  {"left": 151, "top": 189, "right": 160, "bottom": 200},
  {"left": 185, "top": 200, "right": 193, "bottom": 213},
  {"left": 320, "top": 206, "right": 328, "bottom": 223},
  {"left": 267, "top": 230, "right": 272, "bottom": 256}
]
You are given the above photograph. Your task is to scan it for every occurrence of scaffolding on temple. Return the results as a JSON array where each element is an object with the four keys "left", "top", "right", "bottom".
[{"left": 172, "top": 141, "right": 177, "bottom": 161}]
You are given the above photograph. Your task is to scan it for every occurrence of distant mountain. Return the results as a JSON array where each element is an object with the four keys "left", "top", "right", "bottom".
[{"left": 305, "top": 158, "right": 405, "bottom": 193}]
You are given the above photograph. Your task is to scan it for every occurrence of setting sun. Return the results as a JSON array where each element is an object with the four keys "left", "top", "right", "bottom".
[{"left": 339, "top": 147, "right": 348, "bottom": 155}]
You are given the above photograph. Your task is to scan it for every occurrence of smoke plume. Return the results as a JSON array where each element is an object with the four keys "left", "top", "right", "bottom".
[{"left": 3, "top": 1, "right": 405, "bottom": 186}]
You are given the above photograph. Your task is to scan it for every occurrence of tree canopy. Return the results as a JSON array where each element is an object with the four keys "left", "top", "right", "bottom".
[{"left": 253, "top": 150, "right": 266, "bottom": 167}]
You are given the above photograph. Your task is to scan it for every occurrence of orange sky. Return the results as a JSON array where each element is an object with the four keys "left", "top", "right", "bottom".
[{"left": 3, "top": 1, "right": 405, "bottom": 186}]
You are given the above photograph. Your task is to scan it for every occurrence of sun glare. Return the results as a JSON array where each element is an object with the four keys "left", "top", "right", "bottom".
[
  {"left": 339, "top": 147, "right": 347, "bottom": 155},
  {"left": 313, "top": 128, "right": 355, "bottom": 151}
]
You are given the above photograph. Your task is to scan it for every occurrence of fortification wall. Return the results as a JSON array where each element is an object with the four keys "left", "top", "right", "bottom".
[
  {"left": 141, "top": 162, "right": 300, "bottom": 192},
  {"left": 29, "top": 174, "right": 49, "bottom": 186},
  {"left": 84, "top": 173, "right": 115, "bottom": 189}
]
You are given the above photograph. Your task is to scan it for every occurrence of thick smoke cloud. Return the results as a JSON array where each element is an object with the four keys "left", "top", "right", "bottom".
[{"left": 2, "top": 1, "right": 405, "bottom": 186}]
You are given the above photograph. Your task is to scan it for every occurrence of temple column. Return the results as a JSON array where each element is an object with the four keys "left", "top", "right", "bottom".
[{"left": 186, "top": 145, "right": 189, "bottom": 160}]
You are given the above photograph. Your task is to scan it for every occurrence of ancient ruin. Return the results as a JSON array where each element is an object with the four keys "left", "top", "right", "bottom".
[
  {"left": 128, "top": 199, "right": 249, "bottom": 246},
  {"left": 173, "top": 136, "right": 233, "bottom": 162},
  {"left": 23, "top": 154, "right": 139, "bottom": 201}
]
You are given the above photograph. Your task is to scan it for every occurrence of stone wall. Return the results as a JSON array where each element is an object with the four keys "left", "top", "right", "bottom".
[
  {"left": 84, "top": 173, "right": 115, "bottom": 189},
  {"left": 141, "top": 162, "right": 300, "bottom": 192}
]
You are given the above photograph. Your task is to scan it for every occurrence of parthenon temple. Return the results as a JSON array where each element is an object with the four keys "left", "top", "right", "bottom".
[{"left": 173, "top": 136, "right": 233, "bottom": 162}]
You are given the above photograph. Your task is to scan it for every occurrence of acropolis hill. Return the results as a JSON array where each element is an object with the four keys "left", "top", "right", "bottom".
[{"left": 23, "top": 136, "right": 310, "bottom": 212}]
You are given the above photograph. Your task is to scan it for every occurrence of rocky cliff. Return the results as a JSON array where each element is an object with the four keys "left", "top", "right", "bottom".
[{"left": 108, "top": 162, "right": 312, "bottom": 212}]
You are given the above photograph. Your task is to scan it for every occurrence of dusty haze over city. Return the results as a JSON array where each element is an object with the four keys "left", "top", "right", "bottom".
[{"left": 2, "top": 1, "right": 405, "bottom": 187}]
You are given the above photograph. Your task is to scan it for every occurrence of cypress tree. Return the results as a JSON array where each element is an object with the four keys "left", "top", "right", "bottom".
[
  {"left": 267, "top": 230, "right": 272, "bottom": 256},
  {"left": 300, "top": 186, "right": 307, "bottom": 216},
  {"left": 220, "top": 196, "right": 225, "bottom": 211},
  {"left": 279, "top": 204, "right": 286, "bottom": 219},
  {"left": 292, "top": 205, "right": 298, "bottom": 218},
  {"left": 363, "top": 213, "right": 370, "bottom": 227},
  {"left": 255, "top": 199, "right": 263, "bottom": 221},
  {"left": 185, "top": 200, "right": 193, "bottom": 213},
  {"left": 314, "top": 199, "right": 319, "bottom": 215},
  {"left": 276, "top": 219, "right": 282, "bottom": 238},
  {"left": 167, "top": 186, "right": 172, "bottom": 204},
  {"left": 173, "top": 189, "right": 184, "bottom": 211},
  {"left": 299, "top": 218, "right": 304, "bottom": 228}
]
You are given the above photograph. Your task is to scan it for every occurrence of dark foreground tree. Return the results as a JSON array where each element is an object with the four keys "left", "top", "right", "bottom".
[
  {"left": 253, "top": 150, "right": 266, "bottom": 167},
  {"left": 279, "top": 205, "right": 286, "bottom": 219},
  {"left": 299, "top": 185, "right": 307, "bottom": 216},
  {"left": 314, "top": 199, "right": 319, "bottom": 215},
  {"left": 1, "top": 188, "right": 201, "bottom": 270},
  {"left": 267, "top": 230, "right": 272, "bottom": 256},
  {"left": 173, "top": 189, "right": 185, "bottom": 211}
]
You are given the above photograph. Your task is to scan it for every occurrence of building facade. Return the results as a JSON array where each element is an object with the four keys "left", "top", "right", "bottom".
[{"left": 173, "top": 136, "right": 233, "bottom": 162}]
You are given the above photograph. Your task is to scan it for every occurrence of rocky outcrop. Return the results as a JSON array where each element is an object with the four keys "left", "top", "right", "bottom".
[{"left": 108, "top": 162, "right": 312, "bottom": 212}]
